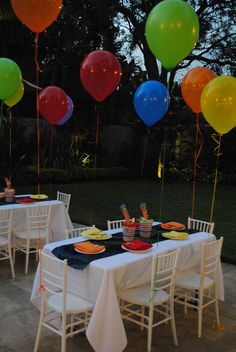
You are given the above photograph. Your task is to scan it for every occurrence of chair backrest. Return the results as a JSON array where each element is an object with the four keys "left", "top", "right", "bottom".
[
  {"left": 0, "top": 208, "right": 13, "bottom": 242},
  {"left": 200, "top": 237, "right": 223, "bottom": 282},
  {"left": 188, "top": 217, "right": 215, "bottom": 234},
  {"left": 151, "top": 249, "right": 180, "bottom": 298},
  {"left": 40, "top": 251, "right": 67, "bottom": 311},
  {"left": 107, "top": 218, "right": 135, "bottom": 230},
  {"left": 57, "top": 191, "right": 71, "bottom": 212},
  {"left": 27, "top": 204, "right": 52, "bottom": 240},
  {"left": 66, "top": 225, "right": 95, "bottom": 239}
]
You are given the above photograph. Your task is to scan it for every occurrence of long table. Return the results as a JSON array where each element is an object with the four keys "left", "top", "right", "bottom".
[
  {"left": 30, "top": 229, "right": 224, "bottom": 352},
  {"left": 0, "top": 197, "right": 73, "bottom": 242}
]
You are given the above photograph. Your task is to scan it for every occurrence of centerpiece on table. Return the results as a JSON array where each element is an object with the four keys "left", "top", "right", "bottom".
[
  {"left": 138, "top": 202, "right": 153, "bottom": 238},
  {"left": 4, "top": 177, "right": 15, "bottom": 203},
  {"left": 120, "top": 204, "right": 138, "bottom": 242}
]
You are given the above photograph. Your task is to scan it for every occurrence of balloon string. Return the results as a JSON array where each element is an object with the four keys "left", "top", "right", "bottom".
[
  {"left": 34, "top": 33, "right": 43, "bottom": 73},
  {"left": 50, "top": 125, "right": 55, "bottom": 164},
  {"left": 8, "top": 108, "right": 12, "bottom": 181},
  {"left": 140, "top": 127, "right": 149, "bottom": 178},
  {"left": 22, "top": 79, "right": 42, "bottom": 90},
  {"left": 159, "top": 120, "right": 167, "bottom": 222},
  {"left": 212, "top": 133, "right": 223, "bottom": 157},
  {"left": 210, "top": 134, "right": 222, "bottom": 223},
  {"left": 35, "top": 33, "right": 41, "bottom": 194},
  {"left": 159, "top": 74, "right": 170, "bottom": 222},
  {"left": 191, "top": 113, "right": 203, "bottom": 218},
  {"left": 90, "top": 104, "right": 100, "bottom": 225}
]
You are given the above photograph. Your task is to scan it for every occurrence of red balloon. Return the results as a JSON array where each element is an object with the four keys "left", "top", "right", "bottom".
[
  {"left": 39, "top": 86, "right": 68, "bottom": 125},
  {"left": 10, "top": 0, "right": 63, "bottom": 33},
  {"left": 80, "top": 50, "right": 122, "bottom": 102}
]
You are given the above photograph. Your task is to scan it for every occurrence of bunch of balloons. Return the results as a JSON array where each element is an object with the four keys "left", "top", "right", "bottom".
[
  {"left": 133, "top": 0, "right": 200, "bottom": 127},
  {"left": 10, "top": 1, "right": 67, "bottom": 124},
  {"left": 181, "top": 67, "right": 236, "bottom": 135}
]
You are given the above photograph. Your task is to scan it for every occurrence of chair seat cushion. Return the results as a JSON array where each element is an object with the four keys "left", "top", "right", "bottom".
[
  {"left": 175, "top": 271, "right": 214, "bottom": 290},
  {"left": 0, "top": 236, "right": 8, "bottom": 246},
  {"left": 118, "top": 284, "right": 169, "bottom": 306},
  {"left": 47, "top": 292, "right": 94, "bottom": 314},
  {"left": 13, "top": 229, "right": 47, "bottom": 240}
]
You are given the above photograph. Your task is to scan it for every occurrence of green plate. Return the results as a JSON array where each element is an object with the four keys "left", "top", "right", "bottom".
[{"left": 30, "top": 194, "right": 48, "bottom": 200}]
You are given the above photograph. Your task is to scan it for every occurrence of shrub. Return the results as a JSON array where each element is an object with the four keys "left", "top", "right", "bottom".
[{"left": 15, "top": 166, "right": 140, "bottom": 184}]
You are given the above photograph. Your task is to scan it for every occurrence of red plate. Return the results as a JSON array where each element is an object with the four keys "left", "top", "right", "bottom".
[{"left": 16, "top": 198, "right": 37, "bottom": 204}]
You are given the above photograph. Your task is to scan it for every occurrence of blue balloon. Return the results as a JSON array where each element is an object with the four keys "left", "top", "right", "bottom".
[{"left": 134, "top": 80, "right": 170, "bottom": 126}]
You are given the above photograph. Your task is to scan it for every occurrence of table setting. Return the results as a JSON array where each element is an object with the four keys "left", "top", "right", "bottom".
[
  {"left": 0, "top": 179, "right": 73, "bottom": 242},
  {"left": 31, "top": 225, "right": 224, "bottom": 352},
  {"left": 30, "top": 202, "right": 224, "bottom": 352}
]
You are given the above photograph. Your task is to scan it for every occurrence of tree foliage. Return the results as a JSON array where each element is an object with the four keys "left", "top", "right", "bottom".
[
  {"left": 0, "top": 0, "right": 235, "bottom": 174},
  {"left": 1, "top": 0, "right": 234, "bottom": 120}
]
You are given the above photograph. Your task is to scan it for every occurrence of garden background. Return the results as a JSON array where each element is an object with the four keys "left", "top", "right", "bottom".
[{"left": 0, "top": 1, "right": 235, "bottom": 261}]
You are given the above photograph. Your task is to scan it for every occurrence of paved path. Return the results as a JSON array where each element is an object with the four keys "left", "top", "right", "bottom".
[{"left": 0, "top": 255, "right": 235, "bottom": 352}]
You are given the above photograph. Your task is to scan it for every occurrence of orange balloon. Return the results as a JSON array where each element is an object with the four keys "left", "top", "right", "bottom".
[
  {"left": 10, "top": 0, "right": 63, "bottom": 33},
  {"left": 181, "top": 67, "right": 216, "bottom": 113}
]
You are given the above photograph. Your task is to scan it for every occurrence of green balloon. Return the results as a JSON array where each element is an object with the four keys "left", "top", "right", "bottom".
[
  {"left": 145, "top": 0, "right": 199, "bottom": 70},
  {"left": 0, "top": 58, "right": 22, "bottom": 101},
  {"left": 4, "top": 81, "right": 24, "bottom": 107}
]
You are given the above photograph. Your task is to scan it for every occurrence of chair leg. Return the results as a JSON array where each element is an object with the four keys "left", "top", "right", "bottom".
[
  {"left": 147, "top": 304, "right": 154, "bottom": 352},
  {"left": 198, "top": 290, "right": 203, "bottom": 338},
  {"left": 170, "top": 301, "right": 178, "bottom": 346},
  {"left": 13, "top": 246, "right": 16, "bottom": 264},
  {"left": 34, "top": 301, "right": 46, "bottom": 352},
  {"left": 184, "top": 292, "right": 188, "bottom": 315},
  {"left": 214, "top": 285, "right": 220, "bottom": 327},
  {"left": 61, "top": 314, "right": 67, "bottom": 352},
  {"left": 165, "top": 303, "right": 169, "bottom": 325},
  {"left": 8, "top": 245, "right": 15, "bottom": 279},
  {"left": 25, "top": 239, "right": 30, "bottom": 274},
  {"left": 70, "top": 314, "right": 74, "bottom": 337},
  {"left": 141, "top": 305, "right": 144, "bottom": 330}
]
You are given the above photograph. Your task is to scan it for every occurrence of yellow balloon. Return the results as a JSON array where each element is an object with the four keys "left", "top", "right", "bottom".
[
  {"left": 4, "top": 81, "right": 24, "bottom": 107},
  {"left": 201, "top": 76, "right": 236, "bottom": 134}
]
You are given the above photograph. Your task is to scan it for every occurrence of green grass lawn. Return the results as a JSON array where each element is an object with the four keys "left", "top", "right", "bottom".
[{"left": 16, "top": 179, "right": 236, "bottom": 263}]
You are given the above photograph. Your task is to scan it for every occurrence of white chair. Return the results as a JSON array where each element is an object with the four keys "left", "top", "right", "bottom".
[
  {"left": 0, "top": 208, "right": 15, "bottom": 278},
  {"left": 175, "top": 237, "right": 223, "bottom": 338},
  {"left": 107, "top": 218, "right": 135, "bottom": 230},
  {"left": 13, "top": 204, "right": 52, "bottom": 274},
  {"left": 34, "top": 252, "right": 94, "bottom": 352},
  {"left": 57, "top": 191, "right": 71, "bottom": 212},
  {"left": 118, "top": 249, "right": 180, "bottom": 352},
  {"left": 188, "top": 217, "right": 215, "bottom": 234},
  {"left": 66, "top": 226, "right": 95, "bottom": 239}
]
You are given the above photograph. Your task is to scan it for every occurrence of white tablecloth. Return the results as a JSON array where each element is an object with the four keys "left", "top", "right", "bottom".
[
  {"left": 30, "top": 229, "right": 224, "bottom": 352},
  {"left": 0, "top": 197, "right": 73, "bottom": 242}
]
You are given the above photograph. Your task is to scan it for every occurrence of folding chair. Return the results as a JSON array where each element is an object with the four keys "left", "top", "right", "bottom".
[
  {"left": 0, "top": 208, "right": 15, "bottom": 278},
  {"left": 188, "top": 217, "right": 215, "bottom": 234},
  {"left": 175, "top": 237, "right": 223, "bottom": 337},
  {"left": 57, "top": 191, "right": 71, "bottom": 212},
  {"left": 34, "top": 251, "right": 94, "bottom": 352},
  {"left": 66, "top": 226, "right": 95, "bottom": 239},
  {"left": 118, "top": 249, "right": 180, "bottom": 352},
  {"left": 107, "top": 218, "right": 135, "bottom": 230},
  {"left": 13, "top": 204, "right": 52, "bottom": 274}
]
